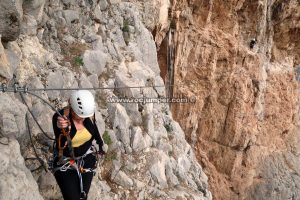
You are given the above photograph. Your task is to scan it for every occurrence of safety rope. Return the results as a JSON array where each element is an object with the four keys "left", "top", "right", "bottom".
[
  {"left": 14, "top": 76, "right": 52, "bottom": 172},
  {"left": 26, "top": 91, "right": 63, "bottom": 118},
  {"left": 19, "top": 91, "right": 55, "bottom": 141},
  {"left": 25, "top": 112, "right": 47, "bottom": 172},
  {"left": 57, "top": 108, "right": 74, "bottom": 165},
  {"left": 24, "top": 157, "right": 44, "bottom": 172}
]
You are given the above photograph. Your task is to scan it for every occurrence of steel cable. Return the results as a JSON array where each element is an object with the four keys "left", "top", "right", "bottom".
[
  {"left": 20, "top": 92, "right": 55, "bottom": 141},
  {"left": 25, "top": 112, "right": 47, "bottom": 172}
]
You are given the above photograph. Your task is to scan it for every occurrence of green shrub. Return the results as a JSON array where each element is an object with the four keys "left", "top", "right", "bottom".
[
  {"left": 74, "top": 56, "right": 84, "bottom": 66},
  {"left": 60, "top": 42, "right": 89, "bottom": 70},
  {"left": 103, "top": 130, "right": 112, "bottom": 145},
  {"left": 122, "top": 19, "right": 130, "bottom": 33}
]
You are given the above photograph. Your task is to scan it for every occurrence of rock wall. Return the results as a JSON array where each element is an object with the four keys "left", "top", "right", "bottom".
[
  {"left": 170, "top": 0, "right": 300, "bottom": 199},
  {"left": 0, "top": 139, "right": 43, "bottom": 200},
  {"left": 0, "top": 0, "right": 210, "bottom": 199}
]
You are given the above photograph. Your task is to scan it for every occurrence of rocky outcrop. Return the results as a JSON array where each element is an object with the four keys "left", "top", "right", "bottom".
[
  {"left": 0, "top": 0, "right": 210, "bottom": 199},
  {"left": 0, "top": 0, "right": 23, "bottom": 42},
  {"left": 169, "top": 0, "right": 300, "bottom": 199},
  {"left": 0, "top": 36, "right": 13, "bottom": 79},
  {"left": 0, "top": 139, "right": 43, "bottom": 200},
  {"left": 0, "top": 93, "right": 27, "bottom": 140}
]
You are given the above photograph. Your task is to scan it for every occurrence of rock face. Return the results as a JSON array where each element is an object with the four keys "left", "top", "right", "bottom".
[
  {"left": 0, "top": 0, "right": 23, "bottom": 42},
  {"left": 169, "top": 0, "right": 300, "bottom": 199},
  {"left": 1, "top": 0, "right": 299, "bottom": 199},
  {"left": 0, "top": 139, "right": 43, "bottom": 200},
  {"left": 0, "top": 0, "right": 210, "bottom": 200}
]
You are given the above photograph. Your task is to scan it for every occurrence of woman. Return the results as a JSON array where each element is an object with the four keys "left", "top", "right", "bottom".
[{"left": 52, "top": 90, "right": 105, "bottom": 200}]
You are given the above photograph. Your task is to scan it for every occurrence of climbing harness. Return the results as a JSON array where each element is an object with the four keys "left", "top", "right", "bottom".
[
  {"left": 49, "top": 145, "right": 99, "bottom": 200},
  {"left": 46, "top": 105, "right": 102, "bottom": 199},
  {"left": 51, "top": 146, "right": 98, "bottom": 174}
]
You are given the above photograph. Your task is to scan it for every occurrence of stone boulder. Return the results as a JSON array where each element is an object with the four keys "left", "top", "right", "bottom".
[
  {"left": 108, "top": 103, "right": 131, "bottom": 151},
  {"left": 83, "top": 50, "right": 108, "bottom": 76},
  {"left": 130, "top": 126, "right": 147, "bottom": 152},
  {"left": 22, "top": 0, "right": 46, "bottom": 23},
  {"left": 126, "top": 13, "right": 160, "bottom": 75},
  {"left": 111, "top": 160, "right": 134, "bottom": 189},
  {"left": 61, "top": 68, "right": 79, "bottom": 100},
  {"left": 0, "top": 0, "right": 23, "bottom": 41},
  {"left": 99, "top": 0, "right": 109, "bottom": 11},
  {"left": 149, "top": 151, "right": 169, "bottom": 189},
  {"left": 79, "top": 73, "right": 94, "bottom": 95},
  {"left": 21, "top": 14, "right": 38, "bottom": 36},
  {"left": 0, "top": 93, "right": 27, "bottom": 139},
  {"left": 38, "top": 171, "right": 61, "bottom": 199},
  {"left": 63, "top": 10, "right": 80, "bottom": 25},
  {"left": 114, "top": 72, "right": 142, "bottom": 98},
  {"left": 45, "top": 70, "right": 64, "bottom": 101},
  {"left": 4, "top": 41, "right": 22, "bottom": 77},
  {"left": 88, "top": 74, "right": 100, "bottom": 88},
  {"left": 112, "top": 170, "right": 134, "bottom": 189},
  {"left": 0, "top": 38, "right": 12, "bottom": 79}
]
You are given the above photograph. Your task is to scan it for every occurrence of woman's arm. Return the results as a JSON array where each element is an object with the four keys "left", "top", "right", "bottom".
[{"left": 91, "top": 118, "right": 105, "bottom": 154}]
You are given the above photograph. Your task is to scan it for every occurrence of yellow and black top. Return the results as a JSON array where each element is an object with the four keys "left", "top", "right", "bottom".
[
  {"left": 52, "top": 108, "right": 104, "bottom": 158},
  {"left": 72, "top": 128, "right": 92, "bottom": 147}
]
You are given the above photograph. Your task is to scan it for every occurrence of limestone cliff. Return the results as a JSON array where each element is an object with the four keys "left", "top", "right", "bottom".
[
  {"left": 168, "top": 0, "right": 300, "bottom": 199},
  {"left": 0, "top": 0, "right": 210, "bottom": 200}
]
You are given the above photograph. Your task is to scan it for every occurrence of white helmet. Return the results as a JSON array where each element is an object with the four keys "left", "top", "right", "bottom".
[{"left": 70, "top": 90, "right": 95, "bottom": 118}]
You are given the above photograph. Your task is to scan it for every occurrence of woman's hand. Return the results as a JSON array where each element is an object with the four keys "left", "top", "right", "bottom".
[
  {"left": 98, "top": 144, "right": 108, "bottom": 156},
  {"left": 98, "top": 149, "right": 106, "bottom": 156},
  {"left": 57, "top": 116, "right": 69, "bottom": 129}
]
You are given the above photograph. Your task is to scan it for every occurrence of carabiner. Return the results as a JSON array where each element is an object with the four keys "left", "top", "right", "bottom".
[{"left": 80, "top": 191, "right": 86, "bottom": 200}]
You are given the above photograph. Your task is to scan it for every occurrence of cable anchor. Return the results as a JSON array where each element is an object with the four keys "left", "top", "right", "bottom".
[{"left": 1, "top": 83, "right": 7, "bottom": 92}]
